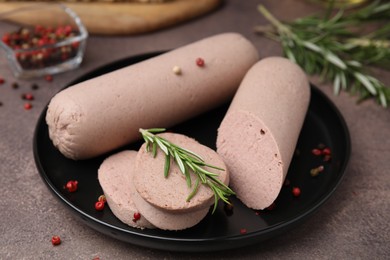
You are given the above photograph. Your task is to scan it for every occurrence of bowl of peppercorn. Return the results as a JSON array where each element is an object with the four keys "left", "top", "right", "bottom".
[{"left": 0, "top": 3, "right": 88, "bottom": 78}]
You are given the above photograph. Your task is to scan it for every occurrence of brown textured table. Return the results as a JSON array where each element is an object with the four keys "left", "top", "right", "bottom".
[{"left": 1, "top": 0, "right": 389, "bottom": 259}]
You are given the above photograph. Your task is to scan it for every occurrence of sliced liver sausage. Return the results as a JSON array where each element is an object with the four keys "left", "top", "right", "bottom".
[
  {"left": 46, "top": 33, "right": 259, "bottom": 160},
  {"left": 131, "top": 132, "right": 229, "bottom": 230},
  {"left": 98, "top": 150, "right": 154, "bottom": 229},
  {"left": 134, "top": 132, "right": 229, "bottom": 213},
  {"left": 217, "top": 57, "right": 310, "bottom": 210}
]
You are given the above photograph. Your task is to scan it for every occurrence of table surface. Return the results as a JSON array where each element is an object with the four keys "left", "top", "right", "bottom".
[{"left": 1, "top": 0, "right": 389, "bottom": 259}]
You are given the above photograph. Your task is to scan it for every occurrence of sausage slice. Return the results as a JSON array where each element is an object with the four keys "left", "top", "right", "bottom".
[
  {"left": 132, "top": 132, "right": 229, "bottom": 230},
  {"left": 98, "top": 150, "right": 154, "bottom": 229}
]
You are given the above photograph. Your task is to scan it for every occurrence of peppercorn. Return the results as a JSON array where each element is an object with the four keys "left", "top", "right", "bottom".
[
  {"left": 24, "top": 103, "right": 32, "bottom": 110},
  {"left": 322, "top": 147, "right": 331, "bottom": 155},
  {"left": 12, "top": 82, "right": 19, "bottom": 89},
  {"left": 133, "top": 212, "right": 141, "bottom": 222},
  {"left": 3, "top": 25, "right": 81, "bottom": 70},
  {"left": 21, "top": 93, "right": 34, "bottom": 101},
  {"left": 292, "top": 187, "right": 301, "bottom": 197},
  {"left": 45, "top": 75, "right": 53, "bottom": 82},
  {"left": 51, "top": 236, "right": 61, "bottom": 246},
  {"left": 31, "top": 83, "right": 39, "bottom": 90},
  {"left": 98, "top": 195, "right": 106, "bottom": 203},
  {"left": 0, "top": 77, "right": 4, "bottom": 85},
  {"left": 311, "top": 148, "right": 322, "bottom": 156},
  {"left": 196, "top": 57, "right": 205, "bottom": 67},
  {"left": 172, "top": 66, "right": 182, "bottom": 75},
  {"left": 95, "top": 201, "right": 105, "bottom": 211},
  {"left": 65, "top": 180, "right": 78, "bottom": 192}
]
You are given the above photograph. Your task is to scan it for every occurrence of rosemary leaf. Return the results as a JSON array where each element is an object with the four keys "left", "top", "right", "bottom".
[
  {"left": 174, "top": 150, "right": 187, "bottom": 178},
  {"left": 152, "top": 141, "right": 157, "bottom": 157},
  {"left": 164, "top": 154, "right": 170, "bottom": 178},
  {"left": 186, "top": 177, "right": 201, "bottom": 202}
]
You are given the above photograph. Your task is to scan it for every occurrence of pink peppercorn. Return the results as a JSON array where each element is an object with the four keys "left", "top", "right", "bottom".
[
  {"left": 45, "top": 75, "right": 53, "bottom": 82},
  {"left": 196, "top": 57, "right": 205, "bottom": 67},
  {"left": 292, "top": 187, "right": 301, "bottom": 197},
  {"left": 24, "top": 103, "right": 32, "bottom": 110}
]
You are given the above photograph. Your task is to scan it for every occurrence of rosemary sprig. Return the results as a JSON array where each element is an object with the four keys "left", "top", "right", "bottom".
[
  {"left": 139, "top": 128, "right": 235, "bottom": 213},
  {"left": 255, "top": 1, "right": 390, "bottom": 107}
]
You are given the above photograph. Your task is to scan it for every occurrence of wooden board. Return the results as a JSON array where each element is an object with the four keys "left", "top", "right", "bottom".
[{"left": 0, "top": 0, "right": 222, "bottom": 35}]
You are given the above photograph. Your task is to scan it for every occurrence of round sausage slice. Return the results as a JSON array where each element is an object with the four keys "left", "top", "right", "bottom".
[
  {"left": 98, "top": 150, "right": 154, "bottom": 229},
  {"left": 134, "top": 132, "right": 229, "bottom": 213},
  {"left": 216, "top": 57, "right": 311, "bottom": 210},
  {"left": 46, "top": 33, "right": 259, "bottom": 160},
  {"left": 131, "top": 132, "right": 229, "bottom": 230},
  {"left": 129, "top": 178, "right": 211, "bottom": 231}
]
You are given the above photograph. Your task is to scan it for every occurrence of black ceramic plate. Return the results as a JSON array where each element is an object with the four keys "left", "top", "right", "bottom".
[{"left": 33, "top": 52, "right": 351, "bottom": 252}]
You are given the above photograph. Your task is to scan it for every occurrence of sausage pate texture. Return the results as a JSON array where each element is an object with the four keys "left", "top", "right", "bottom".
[
  {"left": 132, "top": 132, "right": 229, "bottom": 230},
  {"left": 46, "top": 33, "right": 259, "bottom": 160},
  {"left": 134, "top": 133, "right": 229, "bottom": 213},
  {"left": 216, "top": 57, "right": 311, "bottom": 210},
  {"left": 98, "top": 150, "right": 154, "bottom": 229}
]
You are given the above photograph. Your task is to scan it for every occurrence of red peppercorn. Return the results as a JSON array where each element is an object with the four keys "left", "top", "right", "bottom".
[
  {"left": 64, "top": 25, "right": 73, "bottom": 35},
  {"left": 322, "top": 147, "right": 331, "bottom": 155},
  {"left": 51, "top": 236, "right": 61, "bottom": 246},
  {"left": 65, "top": 180, "right": 78, "bottom": 192},
  {"left": 0, "top": 77, "right": 4, "bottom": 85},
  {"left": 196, "top": 57, "right": 205, "bottom": 67},
  {"left": 24, "top": 103, "right": 32, "bottom": 110},
  {"left": 311, "top": 148, "right": 322, "bottom": 156},
  {"left": 292, "top": 187, "right": 301, "bottom": 197},
  {"left": 37, "top": 38, "right": 46, "bottom": 47},
  {"left": 22, "top": 93, "right": 34, "bottom": 101},
  {"left": 133, "top": 212, "right": 141, "bottom": 222},
  {"left": 240, "top": 228, "right": 247, "bottom": 235},
  {"left": 95, "top": 201, "right": 105, "bottom": 211},
  {"left": 45, "top": 75, "right": 53, "bottom": 82},
  {"left": 2, "top": 33, "right": 10, "bottom": 44}
]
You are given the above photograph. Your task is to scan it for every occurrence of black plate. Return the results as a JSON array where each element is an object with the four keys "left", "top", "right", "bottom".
[{"left": 33, "top": 52, "right": 351, "bottom": 252}]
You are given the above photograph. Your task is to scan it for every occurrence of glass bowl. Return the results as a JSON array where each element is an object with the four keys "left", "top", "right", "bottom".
[{"left": 0, "top": 3, "right": 88, "bottom": 78}]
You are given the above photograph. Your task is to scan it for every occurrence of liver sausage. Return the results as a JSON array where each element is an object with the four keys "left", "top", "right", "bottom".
[
  {"left": 46, "top": 33, "right": 259, "bottom": 160},
  {"left": 134, "top": 132, "right": 229, "bottom": 213},
  {"left": 131, "top": 132, "right": 229, "bottom": 230},
  {"left": 216, "top": 57, "right": 310, "bottom": 210},
  {"left": 98, "top": 150, "right": 154, "bottom": 229}
]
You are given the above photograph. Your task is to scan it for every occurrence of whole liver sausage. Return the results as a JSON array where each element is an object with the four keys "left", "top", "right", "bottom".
[
  {"left": 98, "top": 150, "right": 154, "bottom": 229},
  {"left": 216, "top": 57, "right": 310, "bottom": 210},
  {"left": 46, "top": 33, "right": 259, "bottom": 160}
]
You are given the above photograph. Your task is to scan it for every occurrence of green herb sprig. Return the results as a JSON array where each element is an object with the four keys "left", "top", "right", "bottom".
[
  {"left": 139, "top": 128, "right": 235, "bottom": 213},
  {"left": 255, "top": 1, "right": 390, "bottom": 107}
]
